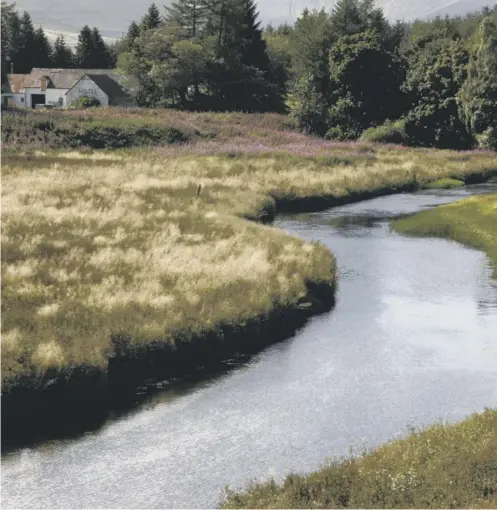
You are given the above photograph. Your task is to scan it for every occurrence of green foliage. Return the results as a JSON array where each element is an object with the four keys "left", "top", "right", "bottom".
[
  {"left": 52, "top": 35, "right": 74, "bottom": 67},
  {"left": 422, "top": 178, "right": 464, "bottom": 189},
  {"left": 459, "top": 17, "right": 497, "bottom": 150},
  {"left": 288, "top": 74, "right": 328, "bottom": 135},
  {"left": 33, "top": 28, "right": 52, "bottom": 68},
  {"left": 140, "top": 2, "right": 162, "bottom": 31},
  {"left": 75, "top": 26, "right": 114, "bottom": 69},
  {"left": 403, "top": 37, "right": 472, "bottom": 149},
  {"left": 69, "top": 96, "right": 101, "bottom": 109},
  {"left": 327, "top": 31, "right": 406, "bottom": 139},
  {"left": 360, "top": 119, "right": 408, "bottom": 145}
]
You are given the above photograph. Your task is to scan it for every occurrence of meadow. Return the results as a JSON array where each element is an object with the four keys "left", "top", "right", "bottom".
[{"left": 2, "top": 110, "right": 497, "bottom": 416}]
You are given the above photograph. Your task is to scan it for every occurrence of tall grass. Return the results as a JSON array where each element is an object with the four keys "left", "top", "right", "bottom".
[
  {"left": 220, "top": 409, "right": 497, "bottom": 508},
  {"left": 2, "top": 121, "right": 497, "bottom": 397}
]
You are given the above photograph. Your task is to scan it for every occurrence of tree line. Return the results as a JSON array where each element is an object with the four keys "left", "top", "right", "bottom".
[
  {"left": 1, "top": 1, "right": 115, "bottom": 74},
  {"left": 1, "top": 0, "right": 497, "bottom": 150}
]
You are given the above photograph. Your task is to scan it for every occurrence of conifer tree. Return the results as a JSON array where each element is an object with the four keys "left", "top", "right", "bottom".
[
  {"left": 141, "top": 3, "right": 162, "bottom": 31},
  {"left": 125, "top": 20, "right": 140, "bottom": 48},
  {"left": 92, "top": 27, "right": 114, "bottom": 68},
  {"left": 16, "top": 11, "right": 37, "bottom": 72},
  {"left": 330, "top": 0, "right": 362, "bottom": 37},
  {"left": 75, "top": 25, "right": 95, "bottom": 68},
  {"left": 52, "top": 35, "right": 74, "bottom": 67},
  {"left": 166, "top": 0, "right": 209, "bottom": 39},
  {"left": 33, "top": 27, "right": 53, "bottom": 68},
  {"left": 236, "top": 0, "right": 269, "bottom": 71}
]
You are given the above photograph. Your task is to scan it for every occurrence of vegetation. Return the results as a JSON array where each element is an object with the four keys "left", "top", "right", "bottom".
[
  {"left": 2, "top": 121, "right": 497, "bottom": 396},
  {"left": 3, "top": 1, "right": 497, "bottom": 151},
  {"left": 220, "top": 409, "right": 497, "bottom": 508},
  {"left": 392, "top": 193, "right": 497, "bottom": 278},
  {"left": 423, "top": 177, "right": 465, "bottom": 189}
]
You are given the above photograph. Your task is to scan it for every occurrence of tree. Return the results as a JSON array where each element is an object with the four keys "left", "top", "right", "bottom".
[
  {"left": 290, "top": 9, "right": 333, "bottom": 96},
  {"left": 75, "top": 25, "right": 95, "bottom": 68},
  {"left": 52, "top": 35, "right": 74, "bottom": 67},
  {"left": 1, "top": 1, "right": 17, "bottom": 82},
  {"left": 15, "top": 11, "right": 37, "bottom": 73},
  {"left": 125, "top": 20, "right": 140, "bottom": 49},
  {"left": 403, "top": 37, "right": 472, "bottom": 149},
  {"left": 235, "top": 0, "right": 270, "bottom": 72},
  {"left": 330, "top": 0, "right": 363, "bottom": 37},
  {"left": 459, "top": 17, "right": 497, "bottom": 150},
  {"left": 33, "top": 27, "right": 52, "bottom": 68},
  {"left": 326, "top": 31, "right": 406, "bottom": 139},
  {"left": 141, "top": 3, "right": 162, "bottom": 31},
  {"left": 288, "top": 73, "right": 328, "bottom": 134},
  {"left": 165, "top": 0, "right": 209, "bottom": 39},
  {"left": 92, "top": 27, "right": 114, "bottom": 68}
]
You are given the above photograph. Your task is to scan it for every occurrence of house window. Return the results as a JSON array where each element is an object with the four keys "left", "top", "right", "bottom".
[
  {"left": 20, "top": 97, "right": 24, "bottom": 103},
  {"left": 58, "top": 97, "right": 63, "bottom": 106}
]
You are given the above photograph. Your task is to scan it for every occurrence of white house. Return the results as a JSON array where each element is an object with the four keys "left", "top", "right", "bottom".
[{"left": 2, "top": 68, "right": 138, "bottom": 108}]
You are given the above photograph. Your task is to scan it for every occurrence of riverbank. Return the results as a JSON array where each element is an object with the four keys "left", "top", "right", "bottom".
[
  {"left": 2, "top": 129, "right": 497, "bottom": 445},
  {"left": 392, "top": 193, "right": 497, "bottom": 278},
  {"left": 220, "top": 409, "right": 497, "bottom": 508}
]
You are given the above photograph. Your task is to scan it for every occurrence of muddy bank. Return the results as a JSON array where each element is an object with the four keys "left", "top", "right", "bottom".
[{"left": 2, "top": 279, "right": 335, "bottom": 450}]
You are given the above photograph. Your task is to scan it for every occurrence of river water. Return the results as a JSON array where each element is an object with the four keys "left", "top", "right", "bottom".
[{"left": 2, "top": 185, "right": 497, "bottom": 509}]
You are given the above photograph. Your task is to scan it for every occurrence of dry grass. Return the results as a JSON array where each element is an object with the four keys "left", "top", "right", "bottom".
[
  {"left": 2, "top": 136, "right": 497, "bottom": 390},
  {"left": 220, "top": 409, "right": 497, "bottom": 508}
]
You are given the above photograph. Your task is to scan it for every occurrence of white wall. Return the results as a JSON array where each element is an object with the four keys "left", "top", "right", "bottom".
[
  {"left": 24, "top": 87, "right": 67, "bottom": 108},
  {"left": 65, "top": 77, "right": 109, "bottom": 107}
]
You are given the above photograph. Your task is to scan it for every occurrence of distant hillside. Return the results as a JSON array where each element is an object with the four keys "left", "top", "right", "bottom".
[{"left": 12, "top": 0, "right": 496, "bottom": 43}]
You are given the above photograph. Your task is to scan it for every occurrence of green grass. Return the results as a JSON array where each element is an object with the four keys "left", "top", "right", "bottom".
[
  {"left": 392, "top": 194, "right": 497, "bottom": 278},
  {"left": 2, "top": 112, "right": 497, "bottom": 397},
  {"left": 220, "top": 409, "right": 497, "bottom": 509},
  {"left": 423, "top": 177, "right": 465, "bottom": 189}
]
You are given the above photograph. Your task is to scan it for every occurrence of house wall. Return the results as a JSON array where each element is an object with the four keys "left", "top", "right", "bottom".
[
  {"left": 24, "top": 87, "right": 67, "bottom": 108},
  {"left": 66, "top": 77, "right": 109, "bottom": 107}
]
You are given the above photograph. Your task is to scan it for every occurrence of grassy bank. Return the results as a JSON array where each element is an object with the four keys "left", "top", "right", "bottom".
[
  {"left": 0, "top": 108, "right": 296, "bottom": 150},
  {"left": 221, "top": 409, "right": 497, "bottom": 508},
  {"left": 2, "top": 113, "right": 497, "bottom": 441},
  {"left": 392, "top": 194, "right": 497, "bottom": 278}
]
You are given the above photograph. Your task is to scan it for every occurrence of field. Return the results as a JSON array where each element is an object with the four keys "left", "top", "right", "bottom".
[{"left": 2, "top": 110, "right": 497, "bottom": 405}]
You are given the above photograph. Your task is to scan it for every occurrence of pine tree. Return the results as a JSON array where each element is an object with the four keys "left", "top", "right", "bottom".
[
  {"left": 125, "top": 20, "right": 140, "bottom": 49},
  {"left": 33, "top": 27, "right": 53, "bottom": 68},
  {"left": 330, "top": 0, "right": 362, "bottom": 37},
  {"left": 236, "top": 0, "right": 270, "bottom": 71},
  {"left": 52, "top": 35, "right": 74, "bottom": 67},
  {"left": 16, "top": 11, "right": 37, "bottom": 72},
  {"left": 165, "top": 0, "right": 209, "bottom": 39},
  {"left": 92, "top": 27, "right": 114, "bottom": 68},
  {"left": 141, "top": 3, "right": 162, "bottom": 31},
  {"left": 75, "top": 25, "right": 95, "bottom": 68}
]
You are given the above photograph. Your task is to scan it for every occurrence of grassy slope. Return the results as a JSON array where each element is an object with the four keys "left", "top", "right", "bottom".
[
  {"left": 392, "top": 194, "right": 497, "bottom": 278},
  {"left": 221, "top": 409, "right": 497, "bottom": 509},
  {"left": 2, "top": 112, "right": 497, "bottom": 393}
]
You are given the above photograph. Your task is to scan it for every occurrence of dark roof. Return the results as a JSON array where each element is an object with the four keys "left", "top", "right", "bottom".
[
  {"left": 31, "top": 68, "right": 139, "bottom": 96},
  {"left": 86, "top": 74, "right": 132, "bottom": 103}
]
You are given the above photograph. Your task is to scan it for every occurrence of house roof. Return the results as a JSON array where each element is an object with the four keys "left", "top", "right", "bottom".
[{"left": 5, "top": 69, "right": 139, "bottom": 100}]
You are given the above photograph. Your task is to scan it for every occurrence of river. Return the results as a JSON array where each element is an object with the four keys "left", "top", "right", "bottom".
[{"left": 2, "top": 185, "right": 497, "bottom": 509}]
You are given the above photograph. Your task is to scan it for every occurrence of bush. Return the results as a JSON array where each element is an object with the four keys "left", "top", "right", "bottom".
[
  {"left": 69, "top": 96, "right": 101, "bottom": 109},
  {"left": 360, "top": 119, "right": 409, "bottom": 145}
]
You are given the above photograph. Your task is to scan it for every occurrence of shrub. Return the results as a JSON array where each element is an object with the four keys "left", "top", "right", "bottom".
[
  {"left": 69, "top": 96, "right": 101, "bottom": 109},
  {"left": 360, "top": 119, "right": 409, "bottom": 145}
]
